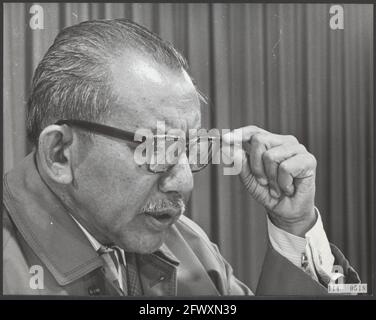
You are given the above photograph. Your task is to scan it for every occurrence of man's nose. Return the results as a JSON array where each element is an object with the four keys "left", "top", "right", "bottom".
[{"left": 158, "top": 154, "right": 194, "bottom": 194}]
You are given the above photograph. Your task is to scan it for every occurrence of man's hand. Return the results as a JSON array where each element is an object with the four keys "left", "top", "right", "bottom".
[{"left": 223, "top": 126, "right": 317, "bottom": 237}]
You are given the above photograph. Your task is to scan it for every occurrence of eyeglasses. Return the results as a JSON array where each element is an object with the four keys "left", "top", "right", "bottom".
[{"left": 55, "top": 119, "right": 222, "bottom": 174}]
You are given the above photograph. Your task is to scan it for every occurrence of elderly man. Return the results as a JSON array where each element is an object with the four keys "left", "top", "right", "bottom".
[{"left": 3, "top": 19, "right": 359, "bottom": 296}]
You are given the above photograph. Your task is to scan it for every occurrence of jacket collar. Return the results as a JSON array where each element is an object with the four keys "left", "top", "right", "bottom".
[{"left": 3, "top": 152, "right": 179, "bottom": 286}]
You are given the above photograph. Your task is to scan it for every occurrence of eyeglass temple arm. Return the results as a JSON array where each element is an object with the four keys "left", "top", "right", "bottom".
[{"left": 55, "top": 120, "right": 137, "bottom": 142}]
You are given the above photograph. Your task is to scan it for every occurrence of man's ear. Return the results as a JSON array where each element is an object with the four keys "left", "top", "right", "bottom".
[{"left": 37, "top": 124, "right": 74, "bottom": 185}]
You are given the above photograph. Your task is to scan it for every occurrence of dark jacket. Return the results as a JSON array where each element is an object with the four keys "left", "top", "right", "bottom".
[{"left": 3, "top": 152, "right": 359, "bottom": 296}]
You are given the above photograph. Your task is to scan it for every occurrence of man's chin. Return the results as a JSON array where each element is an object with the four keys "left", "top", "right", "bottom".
[
  {"left": 117, "top": 232, "right": 166, "bottom": 254},
  {"left": 134, "top": 239, "right": 164, "bottom": 254}
]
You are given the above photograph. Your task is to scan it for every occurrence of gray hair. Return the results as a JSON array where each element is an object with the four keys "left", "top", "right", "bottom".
[{"left": 26, "top": 19, "right": 193, "bottom": 145}]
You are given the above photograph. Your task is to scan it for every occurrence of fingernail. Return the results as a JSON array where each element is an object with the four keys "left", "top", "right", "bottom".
[
  {"left": 257, "top": 177, "right": 268, "bottom": 186},
  {"left": 270, "top": 188, "right": 280, "bottom": 198}
]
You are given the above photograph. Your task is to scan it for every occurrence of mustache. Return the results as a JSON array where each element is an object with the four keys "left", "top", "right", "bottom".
[{"left": 140, "top": 197, "right": 186, "bottom": 215}]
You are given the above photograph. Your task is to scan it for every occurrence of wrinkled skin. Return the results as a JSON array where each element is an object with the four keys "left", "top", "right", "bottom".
[{"left": 38, "top": 51, "right": 317, "bottom": 254}]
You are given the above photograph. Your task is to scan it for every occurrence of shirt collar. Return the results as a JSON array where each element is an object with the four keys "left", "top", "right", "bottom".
[
  {"left": 70, "top": 215, "right": 128, "bottom": 267},
  {"left": 69, "top": 215, "right": 103, "bottom": 252}
]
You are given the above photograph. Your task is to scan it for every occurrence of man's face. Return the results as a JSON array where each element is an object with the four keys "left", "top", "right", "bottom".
[{"left": 70, "top": 52, "right": 201, "bottom": 253}]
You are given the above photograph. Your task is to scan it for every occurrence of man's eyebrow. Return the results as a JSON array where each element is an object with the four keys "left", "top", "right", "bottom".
[{"left": 144, "top": 119, "right": 192, "bottom": 137}]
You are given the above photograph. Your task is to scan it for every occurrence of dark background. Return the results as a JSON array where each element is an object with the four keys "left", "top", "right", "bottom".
[{"left": 3, "top": 3, "right": 374, "bottom": 293}]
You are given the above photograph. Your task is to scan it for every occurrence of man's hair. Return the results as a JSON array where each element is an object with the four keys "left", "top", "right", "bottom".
[{"left": 26, "top": 19, "right": 190, "bottom": 145}]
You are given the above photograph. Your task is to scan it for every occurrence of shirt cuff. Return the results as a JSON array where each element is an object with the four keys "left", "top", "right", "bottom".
[{"left": 267, "top": 207, "right": 340, "bottom": 284}]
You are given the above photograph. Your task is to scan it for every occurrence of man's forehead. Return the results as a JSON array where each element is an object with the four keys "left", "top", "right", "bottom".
[
  {"left": 110, "top": 100, "right": 201, "bottom": 134},
  {"left": 147, "top": 108, "right": 201, "bottom": 133},
  {"left": 109, "top": 51, "right": 202, "bottom": 132},
  {"left": 111, "top": 51, "right": 194, "bottom": 96}
]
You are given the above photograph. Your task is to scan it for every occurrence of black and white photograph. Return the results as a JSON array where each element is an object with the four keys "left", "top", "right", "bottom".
[{"left": 2, "top": 2, "right": 374, "bottom": 300}]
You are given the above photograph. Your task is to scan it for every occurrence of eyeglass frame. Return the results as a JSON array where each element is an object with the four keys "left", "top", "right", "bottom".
[{"left": 55, "top": 119, "right": 221, "bottom": 174}]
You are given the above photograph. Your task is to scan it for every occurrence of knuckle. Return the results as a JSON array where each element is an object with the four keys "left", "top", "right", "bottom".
[
  {"left": 297, "top": 144, "right": 307, "bottom": 153},
  {"left": 286, "top": 135, "right": 298, "bottom": 144},
  {"left": 262, "top": 149, "right": 274, "bottom": 163},
  {"left": 248, "top": 125, "right": 261, "bottom": 131},
  {"left": 301, "top": 153, "right": 317, "bottom": 168},
  {"left": 279, "top": 161, "right": 289, "bottom": 174},
  {"left": 310, "top": 154, "right": 317, "bottom": 167},
  {"left": 251, "top": 132, "right": 266, "bottom": 146}
]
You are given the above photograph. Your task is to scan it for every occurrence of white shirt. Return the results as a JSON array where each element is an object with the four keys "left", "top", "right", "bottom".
[{"left": 268, "top": 207, "right": 342, "bottom": 284}]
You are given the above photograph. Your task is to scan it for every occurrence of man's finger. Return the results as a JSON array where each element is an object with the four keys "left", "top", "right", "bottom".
[
  {"left": 262, "top": 144, "right": 307, "bottom": 196},
  {"left": 222, "top": 126, "right": 266, "bottom": 144},
  {"left": 222, "top": 126, "right": 297, "bottom": 148},
  {"left": 278, "top": 153, "right": 317, "bottom": 195}
]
